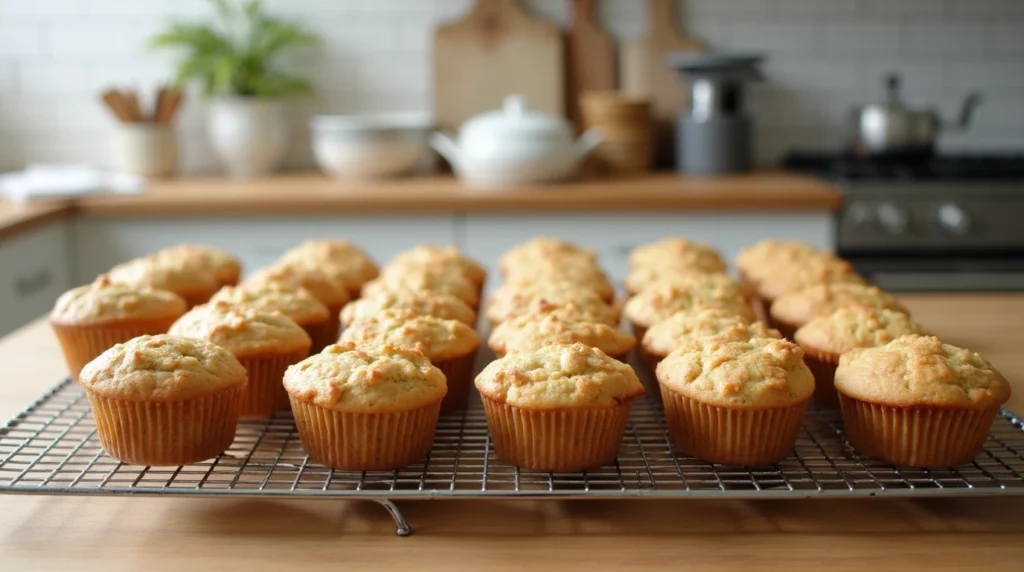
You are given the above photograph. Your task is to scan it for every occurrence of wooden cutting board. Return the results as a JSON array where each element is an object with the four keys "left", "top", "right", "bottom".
[
  {"left": 619, "top": 0, "right": 702, "bottom": 168},
  {"left": 565, "top": 0, "right": 616, "bottom": 131},
  {"left": 433, "top": 0, "right": 564, "bottom": 133}
]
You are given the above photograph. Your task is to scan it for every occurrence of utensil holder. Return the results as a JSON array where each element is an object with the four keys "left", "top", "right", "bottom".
[{"left": 112, "top": 124, "right": 178, "bottom": 178}]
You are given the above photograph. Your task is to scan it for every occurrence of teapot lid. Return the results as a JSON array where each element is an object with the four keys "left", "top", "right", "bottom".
[{"left": 460, "top": 95, "right": 573, "bottom": 140}]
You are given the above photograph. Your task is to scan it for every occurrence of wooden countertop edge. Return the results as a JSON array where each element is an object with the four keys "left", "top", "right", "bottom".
[{"left": 0, "top": 202, "right": 72, "bottom": 243}]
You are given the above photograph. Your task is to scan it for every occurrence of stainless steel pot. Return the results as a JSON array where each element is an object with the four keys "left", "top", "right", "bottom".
[{"left": 849, "top": 73, "right": 981, "bottom": 157}]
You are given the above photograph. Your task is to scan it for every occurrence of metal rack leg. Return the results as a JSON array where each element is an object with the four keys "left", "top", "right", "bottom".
[{"left": 376, "top": 499, "right": 412, "bottom": 536}]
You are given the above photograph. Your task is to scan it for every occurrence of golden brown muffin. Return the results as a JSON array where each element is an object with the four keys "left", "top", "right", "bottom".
[
  {"left": 641, "top": 308, "right": 777, "bottom": 367},
  {"left": 155, "top": 244, "right": 242, "bottom": 287},
  {"left": 108, "top": 255, "right": 221, "bottom": 308},
  {"left": 484, "top": 283, "right": 619, "bottom": 326},
  {"left": 339, "top": 309, "right": 480, "bottom": 413},
  {"left": 209, "top": 283, "right": 331, "bottom": 354},
  {"left": 475, "top": 343, "right": 644, "bottom": 471},
  {"left": 794, "top": 307, "right": 927, "bottom": 408},
  {"left": 361, "top": 266, "right": 481, "bottom": 309},
  {"left": 170, "top": 301, "right": 312, "bottom": 416},
  {"left": 340, "top": 290, "right": 476, "bottom": 328},
  {"left": 284, "top": 342, "right": 447, "bottom": 470},
  {"left": 245, "top": 263, "right": 351, "bottom": 348},
  {"left": 622, "top": 283, "right": 756, "bottom": 342},
  {"left": 769, "top": 282, "right": 906, "bottom": 340},
  {"left": 624, "top": 267, "right": 745, "bottom": 298},
  {"left": 79, "top": 334, "right": 247, "bottom": 466},
  {"left": 386, "top": 244, "right": 487, "bottom": 288},
  {"left": 497, "top": 237, "right": 598, "bottom": 277},
  {"left": 278, "top": 239, "right": 379, "bottom": 298},
  {"left": 50, "top": 275, "right": 187, "bottom": 381},
  {"left": 656, "top": 335, "right": 813, "bottom": 466},
  {"left": 835, "top": 335, "right": 1011, "bottom": 467},
  {"left": 501, "top": 262, "right": 616, "bottom": 304},
  {"left": 733, "top": 240, "right": 826, "bottom": 287},
  {"left": 628, "top": 237, "right": 727, "bottom": 273},
  {"left": 488, "top": 312, "right": 636, "bottom": 361},
  {"left": 756, "top": 257, "right": 866, "bottom": 307}
]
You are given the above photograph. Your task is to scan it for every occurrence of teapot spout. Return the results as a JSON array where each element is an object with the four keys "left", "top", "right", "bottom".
[
  {"left": 575, "top": 128, "right": 604, "bottom": 160},
  {"left": 429, "top": 132, "right": 462, "bottom": 170}
]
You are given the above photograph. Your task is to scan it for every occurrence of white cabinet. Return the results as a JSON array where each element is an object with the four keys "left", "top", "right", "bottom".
[
  {"left": 0, "top": 222, "right": 71, "bottom": 336},
  {"left": 72, "top": 216, "right": 458, "bottom": 284},
  {"left": 463, "top": 212, "right": 833, "bottom": 293}
]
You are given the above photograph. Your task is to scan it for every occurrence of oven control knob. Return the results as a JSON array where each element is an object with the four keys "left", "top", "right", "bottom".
[
  {"left": 937, "top": 203, "right": 971, "bottom": 235},
  {"left": 875, "top": 203, "right": 909, "bottom": 235}
]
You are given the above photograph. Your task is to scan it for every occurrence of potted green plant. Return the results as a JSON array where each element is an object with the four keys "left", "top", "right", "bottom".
[{"left": 151, "top": 0, "right": 320, "bottom": 178}]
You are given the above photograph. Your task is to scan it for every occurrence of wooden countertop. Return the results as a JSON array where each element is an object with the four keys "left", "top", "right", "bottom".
[
  {"left": 0, "top": 172, "right": 840, "bottom": 240},
  {"left": 2, "top": 294, "right": 1023, "bottom": 570}
]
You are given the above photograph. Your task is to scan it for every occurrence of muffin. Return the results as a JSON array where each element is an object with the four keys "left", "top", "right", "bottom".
[
  {"left": 624, "top": 267, "right": 746, "bottom": 299},
  {"left": 341, "top": 290, "right": 477, "bottom": 329},
  {"left": 170, "top": 301, "right": 312, "bottom": 416},
  {"left": 155, "top": 244, "right": 242, "bottom": 287},
  {"left": 386, "top": 244, "right": 487, "bottom": 291},
  {"left": 656, "top": 335, "right": 814, "bottom": 466},
  {"left": 756, "top": 257, "right": 866, "bottom": 312},
  {"left": 284, "top": 342, "right": 447, "bottom": 471},
  {"left": 734, "top": 240, "right": 824, "bottom": 291},
  {"left": 278, "top": 239, "right": 379, "bottom": 299},
  {"left": 769, "top": 282, "right": 907, "bottom": 340},
  {"left": 794, "top": 307, "right": 926, "bottom": 408},
  {"left": 79, "top": 334, "right": 248, "bottom": 466},
  {"left": 108, "top": 255, "right": 221, "bottom": 308},
  {"left": 835, "top": 335, "right": 1011, "bottom": 467},
  {"left": 641, "top": 308, "right": 778, "bottom": 368},
  {"left": 488, "top": 312, "right": 636, "bottom": 361},
  {"left": 498, "top": 237, "right": 597, "bottom": 277},
  {"left": 361, "top": 266, "right": 481, "bottom": 309},
  {"left": 209, "top": 284, "right": 331, "bottom": 354},
  {"left": 245, "top": 263, "right": 351, "bottom": 350},
  {"left": 622, "top": 283, "right": 757, "bottom": 343},
  {"left": 628, "top": 237, "right": 726, "bottom": 273},
  {"left": 475, "top": 343, "right": 644, "bottom": 471},
  {"left": 50, "top": 275, "right": 187, "bottom": 381},
  {"left": 339, "top": 309, "right": 481, "bottom": 413},
  {"left": 485, "top": 283, "right": 619, "bottom": 326}
]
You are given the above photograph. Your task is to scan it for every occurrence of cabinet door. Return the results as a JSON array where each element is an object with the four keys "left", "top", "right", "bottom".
[
  {"left": 0, "top": 222, "right": 72, "bottom": 336},
  {"left": 72, "top": 216, "right": 457, "bottom": 283},
  {"left": 464, "top": 212, "right": 833, "bottom": 293}
]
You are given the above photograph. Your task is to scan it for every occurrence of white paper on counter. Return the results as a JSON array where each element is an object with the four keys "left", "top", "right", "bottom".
[{"left": 0, "top": 164, "right": 146, "bottom": 203}]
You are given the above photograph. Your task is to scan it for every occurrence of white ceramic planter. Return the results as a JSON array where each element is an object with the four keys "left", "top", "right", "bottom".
[
  {"left": 208, "top": 97, "right": 289, "bottom": 178},
  {"left": 111, "top": 124, "right": 178, "bottom": 178}
]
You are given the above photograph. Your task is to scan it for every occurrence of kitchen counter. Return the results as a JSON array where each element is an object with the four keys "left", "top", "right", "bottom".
[
  {"left": 0, "top": 172, "right": 840, "bottom": 240},
  {"left": 1, "top": 294, "right": 1023, "bottom": 571}
]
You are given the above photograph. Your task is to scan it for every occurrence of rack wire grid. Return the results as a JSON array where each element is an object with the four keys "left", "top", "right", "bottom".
[{"left": 3, "top": 374, "right": 1024, "bottom": 536}]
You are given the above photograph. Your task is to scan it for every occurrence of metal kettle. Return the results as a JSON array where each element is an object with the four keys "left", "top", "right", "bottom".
[{"left": 849, "top": 72, "right": 981, "bottom": 157}]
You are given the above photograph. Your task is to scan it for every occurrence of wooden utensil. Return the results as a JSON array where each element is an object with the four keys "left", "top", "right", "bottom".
[
  {"left": 101, "top": 90, "right": 134, "bottom": 123},
  {"left": 619, "top": 0, "right": 702, "bottom": 168},
  {"left": 433, "top": 0, "right": 564, "bottom": 133},
  {"left": 566, "top": 0, "right": 616, "bottom": 131}
]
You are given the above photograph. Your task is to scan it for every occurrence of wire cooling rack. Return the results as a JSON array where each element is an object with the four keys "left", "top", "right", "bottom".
[{"left": 2, "top": 376, "right": 1024, "bottom": 536}]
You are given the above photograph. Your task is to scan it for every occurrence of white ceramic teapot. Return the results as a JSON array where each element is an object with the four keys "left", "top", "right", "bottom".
[{"left": 430, "top": 95, "right": 603, "bottom": 188}]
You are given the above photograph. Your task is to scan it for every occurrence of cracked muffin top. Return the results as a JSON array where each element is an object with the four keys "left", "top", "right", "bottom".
[
  {"left": 338, "top": 309, "right": 480, "bottom": 361},
  {"left": 361, "top": 266, "right": 480, "bottom": 307},
  {"left": 795, "top": 307, "right": 927, "bottom": 356},
  {"left": 209, "top": 283, "right": 329, "bottom": 325},
  {"left": 485, "top": 283, "right": 619, "bottom": 325},
  {"left": 488, "top": 312, "right": 636, "bottom": 357},
  {"left": 245, "top": 263, "right": 351, "bottom": 308},
  {"left": 628, "top": 237, "right": 726, "bottom": 273},
  {"left": 769, "top": 283, "right": 906, "bottom": 327},
  {"left": 51, "top": 275, "right": 186, "bottom": 325},
  {"left": 153, "top": 244, "right": 241, "bottom": 286},
  {"left": 385, "top": 245, "right": 487, "bottom": 287},
  {"left": 497, "top": 237, "right": 598, "bottom": 277},
  {"left": 278, "top": 239, "right": 379, "bottom": 293},
  {"left": 642, "top": 307, "right": 778, "bottom": 358},
  {"left": 623, "top": 284, "right": 756, "bottom": 328},
  {"left": 341, "top": 290, "right": 476, "bottom": 327},
  {"left": 625, "top": 267, "right": 745, "bottom": 298},
  {"left": 108, "top": 254, "right": 220, "bottom": 295},
  {"left": 169, "top": 301, "right": 311, "bottom": 358}
]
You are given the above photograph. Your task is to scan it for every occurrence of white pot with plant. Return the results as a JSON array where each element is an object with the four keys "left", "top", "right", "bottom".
[{"left": 151, "top": 0, "right": 320, "bottom": 178}]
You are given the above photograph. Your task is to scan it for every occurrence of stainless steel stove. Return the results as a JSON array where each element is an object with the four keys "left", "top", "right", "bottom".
[{"left": 783, "top": 153, "right": 1024, "bottom": 292}]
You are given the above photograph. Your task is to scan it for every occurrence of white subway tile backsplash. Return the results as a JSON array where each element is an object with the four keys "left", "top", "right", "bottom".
[
  {"left": 987, "top": 23, "right": 1024, "bottom": 54},
  {"left": 726, "top": 22, "right": 820, "bottom": 54},
  {"left": 946, "top": 61, "right": 1024, "bottom": 89},
  {"left": 902, "top": 22, "right": 988, "bottom": 56},
  {"left": 0, "top": 22, "right": 44, "bottom": 57},
  {"left": 820, "top": 23, "right": 900, "bottom": 54},
  {"left": 772, "top": 0, "right": 862, "bottom": 18},
  {"left": 860, "top": 0, "right": 945, "bottom": 18},
  {"left": 948, "top": 0, "right": 1024, "bottom": 19},
  {"left": 0, "top": 0, "right": 80, "bottom": 16},
  {"left": 47, "top": 17, "right": 162, "bottom": 56},
  {"left": 859, "top": 60, "right": 946, "bottom": 93}
]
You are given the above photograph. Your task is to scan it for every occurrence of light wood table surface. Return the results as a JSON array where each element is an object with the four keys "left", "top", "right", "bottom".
[{"left": 2, "top": 294, "right": 1023, "bottom": 571}]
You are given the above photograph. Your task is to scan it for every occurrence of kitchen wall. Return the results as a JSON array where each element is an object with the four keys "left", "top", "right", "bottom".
[{"left": 0, "top": 0, "right": 1022, "bottom": 173}]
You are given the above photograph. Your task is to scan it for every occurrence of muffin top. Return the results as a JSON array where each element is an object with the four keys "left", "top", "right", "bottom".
[
  {"left": 625, "top": 267, "right": 744, "bottom": 297},
  {"left": 209, "top": 283, "right": 329, "bottom": 325},
  {"left": 278, "top": 239, "right": 379, "bottom": 291},
  {"left": 475, "top": 343, "right": 644, "bottom": 408},
  {"left": 834, "top": 335, "right": 1010, "bottom": 409},
  {"left": 50, "top": 275, "right": 187, "bottom": 325},
  {"left": 386, "top": 245, "right": 486, "bottom": 287},
  {"left": 79, "top": 334, "right": 247, "bottom": 400},
  {"left": 169, "top": 301, "right": 312, "bottom": 358},
  {"left": 755, "top": 258, "right": 866, "bottom": 302},
  {"left": 283, "top": 342, "right": 447, "bottom": 413},
  {"left": 108, "top": 255, "right": 220, "bottom": 294},
  {"left": 656, "top": 336, "right": 814, "bottom": 408},
  {"left": 623, "top": 284, "right": 756, "bottom": 328},
  {"left": 488, "top": 312, "right": 636, "bottom": 357},
  {"left": 502, "top": 264, "right": 615, "bottom": 302},
  {"left": 498, "top": 237, "right": 597, "bottom": 276},
  {"left": 769, "top": 283, "right": 906, "bottom": 327},
  {"left": 361, "top": 267, "right": 480, "bottom": 307},
  {"left": 734, "top": 240, "right": 825, "bottom": 283},
  {"left": 795, "top": 307, "right": 927, "bottom": 356},
  {"left": 339, "top": 309, "right": 480, "bottom": 361},
  {"left": 341, "top": 290, "right": 476, "bottom": 327},
  {"left": 628, "top": 238, "right": 726, "bottom": 273},
  {"left": 154, "top": 244, "right": 241, "bottom": 284},
  {"left": 485, "top": 284, "right": 618, "bottom": 325},
  {"left": 641, "top": 307, "right": 774, "bottom": 358},
  {"left": 245, "top": 263, "right": 351, "bottom": 308}
]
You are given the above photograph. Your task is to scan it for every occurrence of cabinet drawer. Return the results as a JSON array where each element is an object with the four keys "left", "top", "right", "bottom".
[{"left": 0, "top": 223, "right": 71, "bottom": 335}]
